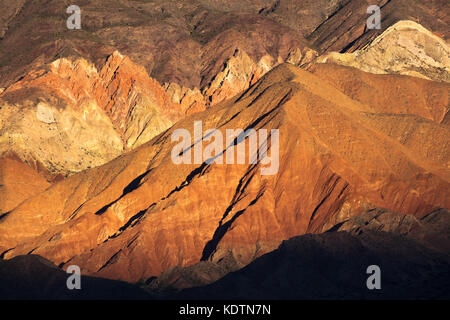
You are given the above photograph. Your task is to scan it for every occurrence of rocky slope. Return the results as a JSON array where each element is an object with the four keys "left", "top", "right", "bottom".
[
  {"left": 0, "top": 51, "right": 181, "bottom": 177},
  {"left": 0, "top": 0, "right": 309, "bottom": 89},
  {"left": 307, "top": 0, "right": 449, "bottom": 52},
  {"left": 0, "top": 63, "right": 448, "bottom": 285},
  {"left": 317, "top": 21, "right": 450, "bottom": 83},
  {"left": 1, "top": 1, "right": 449, "bottom": 177},
  {"left": 1, "top": 208, "right": 448, "bottom": 299},
  {"left": 0, "top": 0, "right": 449, "bottom": 299},
  {"left": 0, "top": 0, "right": 311, "bottom": 176},
  {"left": 2, "top": 0, "right": 447, "bottom": 88},
  {"left": 148, "top": 208, "right": 450, "bottom": 292},
  {"left": 333, "top": 207, "right": 450, "bottom": 254},
  {"left": 176, "top": 210, "right": 450, "bottom": 299},
  {"left": 0, "top": 47, "right": 306, "bottom": 177},
  {"left": 0, "top": 157, "right": 50, "bottom": 214},
  {"left": 0, "top": 254, "right": 150, "bottom": 299},
  {"left": 308, "top": 63, "right": 449, "bottom": 124}
]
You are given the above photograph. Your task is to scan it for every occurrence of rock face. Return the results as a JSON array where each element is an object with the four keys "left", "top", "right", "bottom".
[
  {"left": 317, "top": 21, "right": 450, "bottom": 82},
  {"left": 202, "top": 49, "right": 277, "bottom": 106},
  {"left": 1, "top": 1, "right": 449, "bottom": 178},
  {"left": 0, "top": 1, "right": 449, "bottom": 299},
  {"left": 333, "top": 207, "right": 450, "bottom": 255},
  {"left": 0, "top": 0, "right": 308, "bottom": 90},
  {"left": 146, "top": 207, "right": 450, "bottom": 292},
  {"left": 0, "top": 51, "right": 181, "bottom": 177},
  {"left": 1, "top": 208, "right": 449, "bottom": 299},
  {"left": 0, "top": 63, "right": 448, "bottom": 284},
  {"left": 307, "top": 0, "right": 449, "bottom": 53},
  {"left": 176, "top": 209, "right": 450, "bottom": 299}
]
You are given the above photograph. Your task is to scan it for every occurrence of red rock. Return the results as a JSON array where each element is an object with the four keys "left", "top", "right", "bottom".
[{"left": 0, "top": 64, "right": 448, "bottom": 284}]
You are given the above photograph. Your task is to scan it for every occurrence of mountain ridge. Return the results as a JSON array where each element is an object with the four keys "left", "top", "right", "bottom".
[{"left": 1, "top": 63, "right": 448, "bottom": 284}]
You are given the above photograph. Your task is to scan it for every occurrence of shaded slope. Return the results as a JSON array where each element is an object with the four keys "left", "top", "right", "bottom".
[
  {"left": 0, "top": 255, "right": 151, "bottom": 299},
  {"left": 2, "top": 209, "right": 448, "bottom": 299},
  {"left": 334, "top": 207, "right": 450, "bottom": 254},
  {"left": 147, "top": 208, "right": 450, "bottom": 292},
  {"left": 176, "top": 229, "right": 450, "bottom": 299}
]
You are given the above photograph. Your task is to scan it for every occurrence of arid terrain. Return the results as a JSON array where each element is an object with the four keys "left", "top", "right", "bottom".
[{"left": 0, "top": 0, "right": 449, "bottom": 300}]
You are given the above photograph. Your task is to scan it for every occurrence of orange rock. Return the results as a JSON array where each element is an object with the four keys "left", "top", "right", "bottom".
[
  {"left": 202, "top": 49, "right": 277, "bottom": 107},
  {"left": 0, "top": 157, "right": 50, "bottom": 215},
  {"left": 308, "top": 63, "right": 449, "bottom": 124},
  {"left": 0, "top": 64, "right": 448, "bottom": 284}
]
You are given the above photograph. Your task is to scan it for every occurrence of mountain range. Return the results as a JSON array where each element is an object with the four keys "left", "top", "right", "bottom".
[{"left": 0, "top": 0, "right": 449, "bottom": 300}]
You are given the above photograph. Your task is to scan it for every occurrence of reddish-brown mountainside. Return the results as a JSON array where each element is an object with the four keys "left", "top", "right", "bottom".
[
  {"left": 0, "top": 63, "right": 448, "bottom": 283},
  {"left": 308, "top": 63, "right": 449, "bottom": 124},
  {"left": 0, "top": 157, "right": 50, "bottom": 214},
  {"left": 1, "top": 1, "right": 449, "bottom": 178}
]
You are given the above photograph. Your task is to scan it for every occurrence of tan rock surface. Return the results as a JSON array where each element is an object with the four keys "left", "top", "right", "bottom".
[
  {"left": 307, "top": 0, "right": 449, "bottom": 53},
  {"left": 317, "top": 21, "right": 450, "bottom": 82},
  {"left": 0, "top": 51, "right": 182, "bottom": 176}
]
